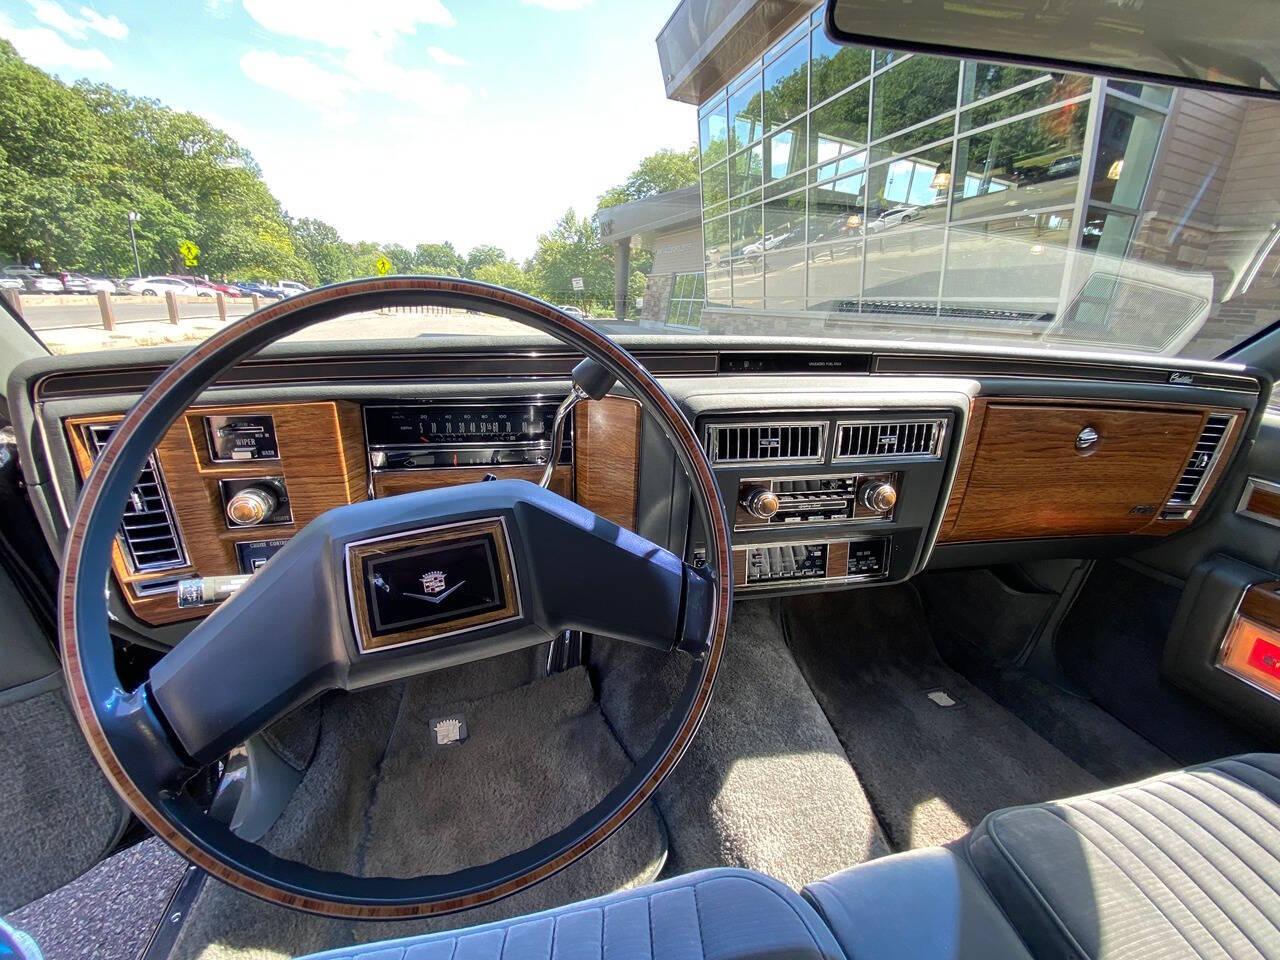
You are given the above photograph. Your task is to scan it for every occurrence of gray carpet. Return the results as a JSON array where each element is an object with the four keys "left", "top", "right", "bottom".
[
  {"left": 0, "top": 686, "right": 128, "bottom": 913},
  {"left": 597, "top": 599, "right": 890, "bottom": 888},
  {"left": 6, "top": 837, "right": 187, "bottom": 960},
  {"left": 171, "top": 664, "right": 666, "bottom": 960},
  {"left": 785, "top": 587, "right": 1101, "bottom": 850}
]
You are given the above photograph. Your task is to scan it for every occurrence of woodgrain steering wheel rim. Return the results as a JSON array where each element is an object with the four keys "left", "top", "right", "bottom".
[{"left": 58, "top": 277, "right": 732, "bottom": 918}]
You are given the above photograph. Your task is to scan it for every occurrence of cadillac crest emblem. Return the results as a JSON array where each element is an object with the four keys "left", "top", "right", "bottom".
[{"left": 420, "top": 570, "right": 447, "bottom": 594}]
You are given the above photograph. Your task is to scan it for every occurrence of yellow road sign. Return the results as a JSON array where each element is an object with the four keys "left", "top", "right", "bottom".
[
  {"left": 374, "top": 256, "right": 392, "bottom": 276},
  {"left": 178, "top": 240, "right": 200, "bottom": 267}
]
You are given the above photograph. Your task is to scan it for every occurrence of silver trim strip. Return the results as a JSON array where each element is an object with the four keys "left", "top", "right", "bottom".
[{"left": 1237, "top": 477, "right": 1280, "bottom": 529}]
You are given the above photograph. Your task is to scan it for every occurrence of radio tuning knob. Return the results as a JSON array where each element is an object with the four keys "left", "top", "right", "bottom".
[
  {"left": 226, "top": 484, "right": 278, "bottom": 526},
  {"left": 861, "top": 480, "right": 898, "bottom": 513},
  {"left": 741, "top": 485, "right": 780, "bottom": 520}
]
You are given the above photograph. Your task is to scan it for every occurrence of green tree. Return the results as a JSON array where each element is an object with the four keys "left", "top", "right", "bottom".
[
  {"left": 412, "top": 241, "right": 464, "bottom": 276},
  {"left": 291, "top": 217, "right": 355, "bottom": 284},
  {"left": 472, "top": 259, "right": 534, "bottom": 294},
  {"left": 528, "top": 208, "right": 612, "bottom": 310},
  {"left": 596, "top": 146, "right": 699, "bottom": 210},
  {"left": 463, "top": 244, "right": 508, "bottom": 277}
]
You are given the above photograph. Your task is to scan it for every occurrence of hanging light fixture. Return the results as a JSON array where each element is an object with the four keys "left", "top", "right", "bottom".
[{"left": 1107, "top": 159, "right": 1125, "bottom": 180}]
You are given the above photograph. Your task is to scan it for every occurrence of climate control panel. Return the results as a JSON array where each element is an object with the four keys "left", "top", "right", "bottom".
[{"left": 733, "top": 536, "right": 892, "bottom": 590}]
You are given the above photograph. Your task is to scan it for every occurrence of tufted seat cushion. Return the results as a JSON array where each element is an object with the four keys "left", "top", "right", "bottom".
[
  {"left": 966, "top": 753, "right": 1280, "bottom": 960},
  {"left": 295, "top": 868, "right": 846, "bottom": 960}
]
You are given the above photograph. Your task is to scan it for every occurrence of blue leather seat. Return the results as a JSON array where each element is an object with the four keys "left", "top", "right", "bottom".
[{"left": 296, "top": 869, "right": 845, "bottom": 960}]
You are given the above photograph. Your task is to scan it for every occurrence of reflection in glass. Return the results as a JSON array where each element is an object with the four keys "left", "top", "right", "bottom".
[
  {"left": 706, "top": 264, "right": 731, "bottom": 306},
  {"left": 701, "top": 161, "right": 728, "bottom": 212},
  {"left": 808, "top": 237, "right": 863, "bottom": 304},
  {"left": 766, "top": 171, "right": 806, "bottom": 200},
  {"left": 951, "top": 104, "right": 1088, "bottom": 220},
  {"left": 1091, "top": 98, "right": 1163, "bottom": 207},
  {"left": 874, "top": 49, "right": 904, "bottom": 71},
  {"left": 872, "top": 117, "right": 954, "bottom": 164},
  {"left": 864, "top": 222, "right": 945, "bottom": 303},
  {"left": 942, "top": 211, "right": 1073, "bottom": 301},
  {"left": 667, "top": 272, "right": 706, "bottom": 327},
  {"left": 729, "top": 73, "right": 764, "bottom": 152},
  {"left": 764, "top": 191, "right": 807, "bottom": 248},
  {"left": 766, "top": 123, "right": 807, "bottom": 181},
  {"left": 1081, "top": 206, "right": 1136, "bottom": 257},
  {"left": 699, "top": 100, "right": 729, "bottom": 167},
  {"left": 865, "top": 143, "right": 951, "bottom": 224},
  {"left": 729, "top": 145, "right": 764, "bottom": 198},
  {"left": 703, "top": 215, "right": 729, "bottom": 267},
  {"left": 764, "top": 38, "right": 808, "bottom": 131},
  {"left": 811, "top": 31, "right": 871, "bottom": 105},
  {"left": 730, "top": 205, "right": 764, "bottom": 257},
  {"left": 732, "top": 255, "right": 763, "bottom": 299},
  {"left": 961, "top": 62, "right": 1048, "bottom": 104},
  {"left": 810, "top": 83, "right": 869, "bottom": 173},
  {"left": 1107, "top": 80, "right": 1173, "bottom": 107},
  {"left": 730, "top": 188, "right": 762, "bottom": 213},
  {"left": 959, "top": 73, "right": 1091, "bottom": 132},
  {"left": 764, "top": 244, "right": 806, "bottom": 302},
  {"left": 871, "top": 56, "right": 960, "bottom": 140},
  {"left": 815, "top": 150, "right": 867, "bottom": 184},
  {"left": 808, "top": 182, "right": 865, "bottom": 244}
]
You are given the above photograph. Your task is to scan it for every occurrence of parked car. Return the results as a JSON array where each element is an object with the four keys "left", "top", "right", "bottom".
[
  {"left": 126, "top": 275, "right": 200, "bottom": 296},
  {"left": 867, "top": 205, "right": 920, "bottom": 232},
  {"left": 179, "top": 277, "right": 244, "bottom": 297},
  {"left": 274, "top": 280, "right": 309, "bottom": 296},
  {"left": 1046, "top": 153, "right": 1082, "bottom": 179},
  {"left": 27, "top": 274, "right": 66, "bottom": 294},
  {"left": 0, "top": 276, "right": 23, "bottom": 291},
  {"left": 234, "top": 281, "right": 285, "bottom": 299},
  {"left": 60, "top": 274, "right": 117, "bottom": 294},
  {"left": 558, "top": 304, "right": 591, "bottom": 320}
]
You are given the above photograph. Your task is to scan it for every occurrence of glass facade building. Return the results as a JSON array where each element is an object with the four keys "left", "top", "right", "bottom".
[{"left": 694, "top": 6, "right": 1173, "bottom": 328}]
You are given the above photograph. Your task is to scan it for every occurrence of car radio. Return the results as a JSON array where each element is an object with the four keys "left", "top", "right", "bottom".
[
  {"left": 735, "top": 472, "right": 899, "bottom": 529},
  {"left": 364, "top": 401, "right": 572, "bottom": 470}
]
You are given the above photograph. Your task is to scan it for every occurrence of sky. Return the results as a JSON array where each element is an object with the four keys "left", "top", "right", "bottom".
[{"left": 0, "top": 0, "right": 695, "bottom": 260}]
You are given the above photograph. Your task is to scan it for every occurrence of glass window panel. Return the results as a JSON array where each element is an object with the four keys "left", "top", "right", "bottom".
[
  {"left": 811, "top": 30, "right": 871, "bottom": 105},
  {"left": 765, "top": 171, "right": 806, "bottom": 200},
  {"left": 961, "top": 61, "right": 1047, "bottom": 104},
  {"left": 730, "top": 206, "right": 764, "bottom": 258},
  {"left": 732, "top": 255, "right": 763, "bottom": 299},
  {"left": 951, "top": 104, "right": 1088, "bottom": 220},
  {"left": 699, "top": 100, "right": 729, "bottom": 167},
  {"left": 871, "top": 55, "right": 960, "bottom": 140},
  {"left": 865, "top": 142, "right": 951, "bottom": 227},
  {"left": 763, "top": 191, "right": 807, "bottom": 251},
  {"left": 864, "top": 221, "right": 945, "bottom": 302},
  {"left": 706, "top": 265, "right": 731, "bottom": 306},
  {"left": 815, "top": 150, "right": 868, "bottom": 184},
  {"left": 729, "top": 72, "right": 764, "bottom": 152},
  {"left": 766, "top": 122, "right": 807, "bottom": 181},
  {"left": 810, "top": 83, "right": 869, "bottom": 172},
  {"left": 959, "top": 74, "right": 1091, "bottom": 133},
  {"left": 1091, "top": 98, "right": 1164, "bottom": 208},
  {"left": 871, "top": 116, "right": 954, "bottom": 163},
  {"left": 1107, "top": 80, "right": 1173, "bottom": 107},
  {"left": 701, "top": 161, "right": 728, "bottom": 211},
  {"left": 874, "top": 50, "right": 905, "bottom": 71},
  {"left": 808, "top": 183, "right": 865, "bottom": 244},
  {"left": 1081, "top": 206, "right": 1136, "bottom": 257},
  {"left": 764, "top": 38, "right": 808, "bottom": 132},
  {"left": 730, "top": 188, "right": 762, "bottom": 212},
  {"left": 704, "top": 215, "right": 729, "bottom": 268},
  {"left": 766, "top": 21, "right": 808, "bottom": 64},
  {"left": 764, "top": 244, "right": 807, "bottom": 301},
  {"left": 942, "top": 210, "right": 1073, "bottom": 300},
  {"left": 807, "top": 236, "right": 863, "bottom": 303},
  {"left": 728, "top": 145, "right": 764, "bottom": 197}
]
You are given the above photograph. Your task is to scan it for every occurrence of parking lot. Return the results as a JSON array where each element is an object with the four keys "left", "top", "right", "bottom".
[{"left": 18, "top": 294, "right": 258, "bottom": 331}]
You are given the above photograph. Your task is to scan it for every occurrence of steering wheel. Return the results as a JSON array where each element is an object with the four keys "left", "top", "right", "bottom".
[{"left": 58, "top": 278, "right": 732, "bottom": 917}]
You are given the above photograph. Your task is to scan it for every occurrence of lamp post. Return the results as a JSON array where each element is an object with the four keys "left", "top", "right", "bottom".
[{"left": 126, "top": 211, "right": 142, "bottom": 277}]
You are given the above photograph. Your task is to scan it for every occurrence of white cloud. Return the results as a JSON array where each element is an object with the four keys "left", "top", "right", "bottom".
[
  {"left": 239, "top": 50, "right": 354, "bottom": 112},
  {"left": 77, "top": 6, "right": 127, "bottom": 39},
  {"left": 427, "top": 45, "right": 466, "bottom": 67},
  {"left": 0, "top": 10, "right": 112, "bottom": 70},
  {"left": 240, "top": 0, "right": 453, "bottom": 54},
  {"left": 521, "top": 0, "right": 594, "bottom": 9},
  {"left": 26, "top": 0, "right": 126, "bottom": 40}
]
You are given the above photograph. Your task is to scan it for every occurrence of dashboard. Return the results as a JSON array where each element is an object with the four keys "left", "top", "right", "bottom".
[{"left": 7, "top": 337, "right": 1267, "bottom": 644}]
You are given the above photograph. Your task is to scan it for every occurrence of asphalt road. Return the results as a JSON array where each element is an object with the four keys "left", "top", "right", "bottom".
[{"left": 20, "top": 297, "right": 258, "bottom": 331}]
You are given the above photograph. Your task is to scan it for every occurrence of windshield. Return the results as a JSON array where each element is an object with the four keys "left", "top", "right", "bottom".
[{"left": 2, "top": 2, "right": 1279, "bottom": 359}]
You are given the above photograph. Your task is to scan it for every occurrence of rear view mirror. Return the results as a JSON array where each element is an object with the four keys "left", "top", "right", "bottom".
[{"left": 826, "top": 0, "right": 1280, "bottom": 100}]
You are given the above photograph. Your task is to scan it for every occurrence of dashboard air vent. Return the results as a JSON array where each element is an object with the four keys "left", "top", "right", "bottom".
[
  {"left": 84, "top": 424, "right": 187, "bottom": 572},
  {"left": 704, "top": 422, "right": 825, "bottom": 465},
  {"left": 1167, "top": 414, "right": 1234, "bottom": 506},
  {"left": 834, "top": 419, "right": 944, "bottom": 460}
]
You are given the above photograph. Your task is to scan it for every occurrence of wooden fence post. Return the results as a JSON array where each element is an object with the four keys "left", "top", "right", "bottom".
[
  {"left": 215, "top": 292, "right": 227, "bottom": 323},
  {"left": 96, "top": 290, "right": 116, "bottom": 331},
  {"left": 251, "top": 293, "right": 261, "bottom": 311},
  {"left": 165, "top": 291, "right": 180, "bottom": 325}
]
